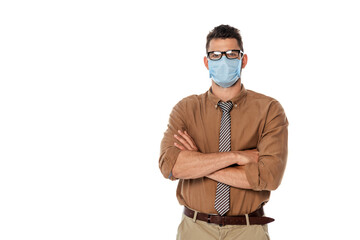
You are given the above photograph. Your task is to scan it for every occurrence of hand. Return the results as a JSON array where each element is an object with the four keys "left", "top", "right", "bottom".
[
  {"left": 235, "top": 149, "right": 259, "bottom": 165},
  {"left": 174, "top": 130, "right": 199, "bottom": 151}
]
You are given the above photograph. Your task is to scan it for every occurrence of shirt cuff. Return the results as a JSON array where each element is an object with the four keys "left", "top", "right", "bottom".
[{"left": 161, "top": 147, "right": 182, "bottom": 181}]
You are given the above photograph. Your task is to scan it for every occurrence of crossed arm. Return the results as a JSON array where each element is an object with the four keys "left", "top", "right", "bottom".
[
  {"left": 159, "top": 100, "right": 288, "bottom": 191},
  {"left": 171, "top": 130, "right": 259, "bottom": 189}
]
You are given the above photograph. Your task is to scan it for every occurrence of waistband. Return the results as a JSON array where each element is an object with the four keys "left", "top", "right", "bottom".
[{"left": 183, "top": 206, "right": 275, "bottom": 226}]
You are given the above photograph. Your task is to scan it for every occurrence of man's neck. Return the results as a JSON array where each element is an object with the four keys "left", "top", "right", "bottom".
[{"left": 211, "top": 79, "right": 242, "bottom": 102}]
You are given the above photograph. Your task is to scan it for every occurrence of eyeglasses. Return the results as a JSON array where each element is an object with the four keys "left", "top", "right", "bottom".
[{"left": 207, "top": 50, "right": 244, "bottom": 61}]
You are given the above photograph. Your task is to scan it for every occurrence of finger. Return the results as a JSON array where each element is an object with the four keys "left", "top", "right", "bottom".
[
  {"left": 183, "top": 131, "right": 198, "bottom": 151},
  {"left": 176, "top": 131, "right": 193, "bottom": 149},
  {"left": 174, "top": 134, "right": 192, "bottom": 150},
  {"left": 177, "top": 130, "right": 196, "bottom": 150},
  {"left": 184, "top": 131, "right": 198, "bottom": 150},
  {"left": 174, "top": 142, "right": 185, "bottom": 150}
]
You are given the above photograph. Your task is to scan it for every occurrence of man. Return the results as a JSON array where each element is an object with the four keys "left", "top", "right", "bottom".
[{"left": 159, "top": 24, "right": 289, "bottom": 240}]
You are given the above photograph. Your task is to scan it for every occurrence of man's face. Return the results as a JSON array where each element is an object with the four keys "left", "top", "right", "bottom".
[{"left": 204, "top": 38, "right": 247, "bottom": 70}]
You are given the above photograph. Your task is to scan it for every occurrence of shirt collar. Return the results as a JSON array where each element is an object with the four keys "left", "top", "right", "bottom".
[{"left": 207, "top": 83, "right": 248, "bottom": 108}]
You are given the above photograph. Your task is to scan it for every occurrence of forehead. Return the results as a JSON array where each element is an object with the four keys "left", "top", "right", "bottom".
[{"left": 208, "top": 38, "right": 240, "bottom": 52}]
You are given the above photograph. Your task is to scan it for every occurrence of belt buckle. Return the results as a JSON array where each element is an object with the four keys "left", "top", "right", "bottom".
[
  {"left": 207, "top": 215, "right": 220, "bottom": 224},
  {"left": 208, "top": 214, "right": 226, "bottom": 226}
]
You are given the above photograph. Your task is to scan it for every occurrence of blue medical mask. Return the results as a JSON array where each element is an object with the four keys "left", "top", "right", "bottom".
[{"left": 208, "top": 57, "right": 242, "bottom": 88}]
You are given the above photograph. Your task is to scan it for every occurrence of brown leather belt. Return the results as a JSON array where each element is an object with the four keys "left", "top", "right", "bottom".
[{"left": 184, "top": 206, "right": 274, "bottom": 226}]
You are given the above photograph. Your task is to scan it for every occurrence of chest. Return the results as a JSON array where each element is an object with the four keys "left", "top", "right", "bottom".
[{"left": 185, "top": 106, "right": 262, "bottom": 153}]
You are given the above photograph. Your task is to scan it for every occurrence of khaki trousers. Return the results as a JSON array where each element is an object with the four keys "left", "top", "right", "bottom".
[{"left": 176, "top": 213, "right": 270, "bottom": 240}]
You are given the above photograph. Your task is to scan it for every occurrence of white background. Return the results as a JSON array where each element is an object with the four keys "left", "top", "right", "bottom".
[{"left": 1, "top": 0, "right": 359, "bottom": 239}]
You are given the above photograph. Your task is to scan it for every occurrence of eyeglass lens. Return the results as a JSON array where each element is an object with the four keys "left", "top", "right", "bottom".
[{"left": 208, "top": 50, "right": 241, "bottom": 60}]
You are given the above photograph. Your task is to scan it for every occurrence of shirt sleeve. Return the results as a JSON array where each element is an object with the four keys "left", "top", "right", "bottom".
[
  {"left": 244, "top": 100, "right": 289, "bottom": 191},
  {"left": 159, "top": 100, "right": 187, "bottom": 181}
]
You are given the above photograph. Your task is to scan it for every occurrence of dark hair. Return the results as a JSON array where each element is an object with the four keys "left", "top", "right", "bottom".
[{"left": 206, "top": 24, "right": 244, "bottom": 52}]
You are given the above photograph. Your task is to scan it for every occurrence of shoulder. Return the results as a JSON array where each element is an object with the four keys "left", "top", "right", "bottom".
[
  {"left": 246, "top": 89, "right": 277, "bottom": 103},
  {"left": 246, "top": 89, "right": 284, "bottom": 109},
  {"left": 244, "top": 89, "right": 287, "bottom": 121},
  {"left": 173, "top": 92, "right": 205, "bottom": 109}
]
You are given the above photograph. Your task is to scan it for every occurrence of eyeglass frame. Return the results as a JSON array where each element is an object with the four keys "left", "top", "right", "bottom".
[{"left": 207, "top": 49, "right": 244, "bottom": 61}]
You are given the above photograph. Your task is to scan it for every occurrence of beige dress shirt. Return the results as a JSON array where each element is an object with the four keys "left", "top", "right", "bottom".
[{"left": 159, "top": 83, "right": 289, "bottom": 215}]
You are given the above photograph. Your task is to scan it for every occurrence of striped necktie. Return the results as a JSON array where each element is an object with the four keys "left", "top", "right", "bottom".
[{"left": 214, "top": 101, "right": 233, "bottom": 216}]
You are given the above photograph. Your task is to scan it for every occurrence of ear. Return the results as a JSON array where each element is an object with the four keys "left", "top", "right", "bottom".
[
  {"left": 204, "top": 56, "right": 209, "bottom": 70},
  {"left": 241, "top": 54, "right": 248, "bottom": 69}
]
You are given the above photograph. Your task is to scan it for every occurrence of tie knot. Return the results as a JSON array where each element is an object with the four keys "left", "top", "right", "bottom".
[{"left": 218, "top": 101, "right": 233, "bottom": 113}]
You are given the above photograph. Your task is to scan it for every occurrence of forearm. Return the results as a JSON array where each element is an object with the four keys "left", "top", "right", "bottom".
[
  {"left": 172, "top": 150, "right": 239, "bottom": 179},
  {"left": 207, "top": 165, "right": 252, "bottom": 189}
]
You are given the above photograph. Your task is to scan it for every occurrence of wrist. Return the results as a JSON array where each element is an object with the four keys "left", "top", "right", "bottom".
[{"left": 235, "top": 151, "right": 247, "bottom": 165}]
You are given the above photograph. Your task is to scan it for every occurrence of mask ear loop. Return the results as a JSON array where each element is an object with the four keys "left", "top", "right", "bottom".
[
  {"left": 238, "top": 58, "right": 243, "bottom": 78},
  {"left": 239, "top": 51, "right": 245, "bottom": 71}
]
